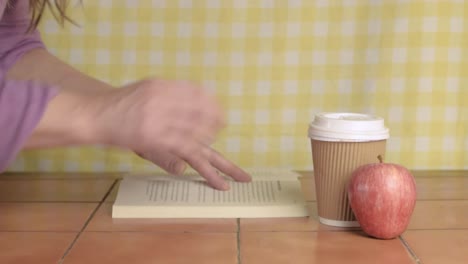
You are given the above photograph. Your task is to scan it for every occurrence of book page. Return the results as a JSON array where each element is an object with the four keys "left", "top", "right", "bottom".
[
  {"left": 144, "top": 179, "right": 301, "bottom": 204},
  {"left": 116, "top": 178, "right": 304, "bottom": 206}
]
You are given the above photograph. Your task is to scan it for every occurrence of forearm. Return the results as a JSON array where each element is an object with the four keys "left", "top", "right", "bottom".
[
  {"left": 0, "top": 1, "right": 112, "bottom": 169},
  {"left": 5, "top": 48, "right": 111, "bottom": 149},
  {"left": 23, "top": 88, "right": 105, "bottom": 149},
  {"left": 6, "top": 48, "right": 114, "bottom": 94}
]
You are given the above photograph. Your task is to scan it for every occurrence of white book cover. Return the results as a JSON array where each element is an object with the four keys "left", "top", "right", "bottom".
[{"left": 112, "top": 169, "right": 308, "bottom": 218}]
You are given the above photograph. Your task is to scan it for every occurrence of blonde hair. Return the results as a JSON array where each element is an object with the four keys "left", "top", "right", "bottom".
[{"left": 27, "top": 0, "right": 75, "bottom": 31}]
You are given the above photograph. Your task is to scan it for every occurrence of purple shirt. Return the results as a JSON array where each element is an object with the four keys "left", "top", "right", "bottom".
[{"left": 0, "top": 0, "right": 58, "bottom": 171}]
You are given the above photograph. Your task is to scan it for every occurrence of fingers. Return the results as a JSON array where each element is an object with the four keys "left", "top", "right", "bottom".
[
  {"left": 178, "top": 145, "right": 251, "bottom": 190},
  {"left": 184, "top": 148, "right": 230, "bottom": 191},
  {"left": 138, "top": 150, "right": 187, "bottom": 175},
  {"left": 142, "top": 144, "right": 249, "bottom": 191},
  {"left": 209, "top": 149, "right": 252, "bottom": 182}
]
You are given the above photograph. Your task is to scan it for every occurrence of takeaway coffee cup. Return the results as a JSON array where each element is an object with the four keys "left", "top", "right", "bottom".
[{"left": 306, "top": 112, "right": 389, "bottom": 227}]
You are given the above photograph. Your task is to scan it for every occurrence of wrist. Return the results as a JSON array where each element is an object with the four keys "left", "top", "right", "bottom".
[{"left": 75, "top": 89, "right": 113, "bottom": 145}]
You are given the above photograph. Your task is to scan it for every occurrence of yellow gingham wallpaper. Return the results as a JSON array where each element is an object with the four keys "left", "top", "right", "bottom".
[{"left": 8, "top": 0, "right": 468, "bottom": 172}]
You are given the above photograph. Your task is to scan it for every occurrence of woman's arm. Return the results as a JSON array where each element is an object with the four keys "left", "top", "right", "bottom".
[
  {"left": 20, "top": 81, "right": 104, "bottom": 149},
  {"left": 0, "top": 1, "right": 251, "bottom": 189},
  {"left": 6, "top": 48, "right": 114, "bottom": 95},
  {"left": 5, "top": 49, "right": 112, "bottom": 149},
  {"left": 2, "top": 0, "right": 114, "bottom": 148},
  {"left": 4, "top": 48, "right": 251, "bottom": 190},
  {"left": 0, "top": 1, "right": 102, "bottom": 167}
]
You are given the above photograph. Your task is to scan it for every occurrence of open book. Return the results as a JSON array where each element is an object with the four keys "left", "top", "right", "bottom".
[{"left": 112, "top": 169, "right": 308, "bottom": 218}]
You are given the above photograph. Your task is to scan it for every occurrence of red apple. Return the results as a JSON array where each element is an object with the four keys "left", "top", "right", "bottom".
[{"left": 347, "top": 157, "right": 417, "bottom": 239}]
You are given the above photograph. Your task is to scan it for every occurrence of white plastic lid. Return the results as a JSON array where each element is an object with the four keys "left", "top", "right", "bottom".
[{"left": 308, "top": 112, "right": 389, "bottom": 142}]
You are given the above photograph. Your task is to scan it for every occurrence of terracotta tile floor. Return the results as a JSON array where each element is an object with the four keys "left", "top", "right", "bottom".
[{"left": 0, "top": 171, "right": 465, "bottom": 264}]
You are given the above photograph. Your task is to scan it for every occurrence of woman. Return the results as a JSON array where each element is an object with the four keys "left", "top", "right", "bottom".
[{"left": 0, "top": 0, "right": 251, "bottom": 190}]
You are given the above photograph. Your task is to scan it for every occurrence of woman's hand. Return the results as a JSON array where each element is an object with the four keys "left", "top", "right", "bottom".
[
  {"left": 137, "top": 146, "right": 251, "bottom": 190},
  {"left": 95, "top": 78, "right": 251, "bottom": 190},
  {"left": 10, "top": 49, "right": 250, "bottom": 189}
]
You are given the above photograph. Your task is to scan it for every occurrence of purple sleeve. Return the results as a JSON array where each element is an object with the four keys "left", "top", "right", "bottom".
[
  {"left": 0, "top": 1, "right": 58, "bottom": 171},
  {"left": 0, "top": 0, "right": 46, "bottom": 69},
  {"left": 0, "top": 73, "right": 57, "bottom": 171}
]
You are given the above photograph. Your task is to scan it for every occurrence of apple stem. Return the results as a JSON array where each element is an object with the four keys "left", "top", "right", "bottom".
[{"left": 377, "top": 155, "right": 383, "bottom": 163}]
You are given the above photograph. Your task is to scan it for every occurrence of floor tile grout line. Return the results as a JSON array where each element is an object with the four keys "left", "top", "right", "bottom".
[
  {"left": 0, "top": 201, "right": 103, "bottom": 203},
  {"left": 76, "top": 230, "right": 237, "bottom": 234},
  {"left": 407, "top": 228, "right": 468, "bottom": 231},
  {"left": 99, "top": 179, "right": 119, "bottom": 203},
  {"left": 57, "top": 204, "right": 101, "bottom": 264},
  {"left": 237, "top": 218, "right": 241, "bottom": 264},
  {"left": 58, "top": 179, "right": 119, "bottom": 264},
  {"left": 417, "top": 199, "right": 468, "bottom": 201},
  {"left": 399, "top": 236, "right": 421, "bottom": 264}
]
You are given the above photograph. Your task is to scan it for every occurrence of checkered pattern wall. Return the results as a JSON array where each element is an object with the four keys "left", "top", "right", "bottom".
[{"left": 8, "top": 0, "right": 468, "bottom": 172}]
